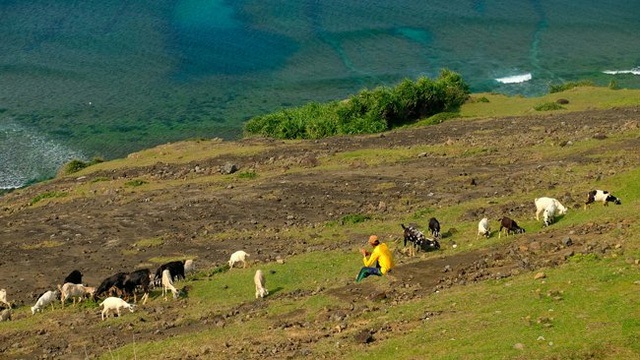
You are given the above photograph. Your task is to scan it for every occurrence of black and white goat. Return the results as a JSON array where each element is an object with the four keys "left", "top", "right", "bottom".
[
  {"left": 401, "top": 223, "right": 440, "bottom": 256},
  {"left": 428, "top": 217, "right": 441, "bottom": 239},
  {"left": 477, "top": 218, "right": 491, "bottom": 239},
  {"left": 585, "top": 190, "right": 622, "bottom": 209},
  {"left": 153, "top": 261, "right": 186, "bottom": 286},
  {"left": 498, "top": 216, "right": 525, "bottom": 238}
]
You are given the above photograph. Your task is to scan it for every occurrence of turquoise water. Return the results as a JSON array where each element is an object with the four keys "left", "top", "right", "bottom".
[{"left": 2, "top": 0, "right": 640, "bottom": 188}]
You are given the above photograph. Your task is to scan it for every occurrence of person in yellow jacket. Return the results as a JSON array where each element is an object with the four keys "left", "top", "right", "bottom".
[{"left": 356, "top": 235, "right": 395, "bottom": 282}]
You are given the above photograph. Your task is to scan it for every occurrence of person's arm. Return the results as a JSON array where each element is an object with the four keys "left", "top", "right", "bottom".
[{"left": 363, "top": 247, "right": 379, "bottom": 267}]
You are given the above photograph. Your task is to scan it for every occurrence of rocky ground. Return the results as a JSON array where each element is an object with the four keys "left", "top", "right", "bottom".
[{"left": 0, "top": 106, "right": 639, "bottom": 358}]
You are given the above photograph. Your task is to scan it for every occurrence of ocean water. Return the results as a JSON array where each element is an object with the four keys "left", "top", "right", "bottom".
[{"left": 2, "top": 0, "right": 640, "bottom": 188}]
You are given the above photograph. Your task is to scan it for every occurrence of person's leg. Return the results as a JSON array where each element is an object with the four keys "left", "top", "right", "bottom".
[{"left": 356, "top": 267, "right": 382, "bottom": 282}]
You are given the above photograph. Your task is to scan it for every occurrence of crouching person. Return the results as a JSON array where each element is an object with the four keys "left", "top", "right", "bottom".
[{"left": 356, "top": 235, "right": 395, "bottom": 282}]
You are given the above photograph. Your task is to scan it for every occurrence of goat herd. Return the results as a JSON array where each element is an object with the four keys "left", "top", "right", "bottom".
[
  {"left": 401, "top": 189, "right": 622, "bottom": 255},
  {"left": 0, "top": 250, "right": 269, "bottom": 322},
  {"left": 0, "top": 189, "right": 622, "bottom": 323}
]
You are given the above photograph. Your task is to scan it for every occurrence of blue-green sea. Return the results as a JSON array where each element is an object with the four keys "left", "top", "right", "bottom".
[{"left": 2, "top": 0, "right": 640, "bottom": 188}]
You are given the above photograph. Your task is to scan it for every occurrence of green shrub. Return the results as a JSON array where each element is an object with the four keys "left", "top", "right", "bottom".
[
  {"left": 609, "top": 79, "right": 619, "bottom": 90},
  {"left": 60, "top": 157, "right": 104, "bottom": 175},
  {"left": 534, "top": 102, "right": 565, "bottom": 111},
  {"left": 244, "top": 69, "right": 470, "bottom": 139},
  {"left": 237, "top": 171, "right": 257, "bottom": 179},
  {"left": 340, "top": 214, "right": 371, "bottom": 225},
  {"left": 29, "top": 191, "right": 67, "bottom": 205},
  {"left": 124, "top": 179, "right": 147, "bottom": 187}
]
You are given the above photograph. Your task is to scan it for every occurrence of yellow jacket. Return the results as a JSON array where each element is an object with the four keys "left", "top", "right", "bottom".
[{"left": 363, "top": 243, "right": 394, "bottom": 274}]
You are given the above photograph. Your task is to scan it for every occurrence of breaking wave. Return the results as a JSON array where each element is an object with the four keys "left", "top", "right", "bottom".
[
  {"left": 602, "top": 67, "right": 640, "bottom": 76},
  {"left": 495, "top": 73, "right": 532, "bottom": 84}
]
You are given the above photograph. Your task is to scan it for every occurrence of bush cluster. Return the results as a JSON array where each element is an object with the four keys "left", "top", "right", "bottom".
[
  {"left": 244, "top": 69, "right": 469, "bottom": 139},
  {"left": 61, "top": 157, "right": 104, "bottom": 175}
]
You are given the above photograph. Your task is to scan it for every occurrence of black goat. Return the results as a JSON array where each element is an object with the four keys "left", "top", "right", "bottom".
[
  {"left": 93, "top": 272, "right": 128, "bottom": 300},
  {"left": 153, "top": 261, "right": 186, "bottom": 286},
  {"left": 123, "top": 269, "right": 151, "bottom": 305},
  {"left": 428, "top": 217, "right": 441, "bottom": 239},
  {"left": 498, "top": 216, "right": 525, "bottom": 238},
  {"left": 63, "top": 270, "right": 83, "bottom": 285},
  {"left": 401, "top": 223, "right": 440, "bottom": 256}
]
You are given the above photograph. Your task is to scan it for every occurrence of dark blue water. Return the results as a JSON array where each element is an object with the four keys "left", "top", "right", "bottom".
[{"left": 2, "top": 0, "right": 640, "bottom": 188}]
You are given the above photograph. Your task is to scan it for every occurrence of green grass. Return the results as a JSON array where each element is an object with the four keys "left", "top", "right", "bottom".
[
  {"left": 344, "top": 258, "right": 640, "bottom": 359},
  {"left": 461, "top": 87, "right": 640, "bottom": 119},
  {"left": 29, "top": 191, "right": 68, "bottom": 205}
]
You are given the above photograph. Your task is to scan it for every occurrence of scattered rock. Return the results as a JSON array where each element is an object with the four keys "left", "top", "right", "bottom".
[
  {"left": 534, "top": 272, "right": 546, "bottom": 280},
  {"left": 354, "top": 330, "right": 373, "bottom": 344},
  {"left": 220, "top": 163, "right": 238, "bottom": 174}
]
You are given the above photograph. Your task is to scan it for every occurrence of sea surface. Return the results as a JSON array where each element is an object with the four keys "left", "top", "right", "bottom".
[{"left": 2, "top": 0, "right": 640, "bottom": 189}]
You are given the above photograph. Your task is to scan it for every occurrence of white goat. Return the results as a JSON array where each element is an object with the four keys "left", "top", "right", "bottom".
[
  {"left": 32, "top": 290, "right": 59, "bottom": 314},
  {"left": 0, "top": 309, "right": 11, "bottom": 322},
  {"left": 543, "top": 203, "right": 557, "bottom": 227},
  {"left": 535, "top": 197, "right": 567, "bottom": 221},
  {"left": 0, "top": 309, "right": 11, "bottom": 321},
  {"left": 59, "top": 283, "right": 96, "bottom": 307},
  {"left": 0, "top": 289, "right": 10, "bottom": 309},
  {"left": 99, "top": 297, "right": 135, "bottom": 321},
  {"left": 162, "top": 269, "right": 179, "bottom": 300},
  {"left": 229, "top": 250, "right": 250, "bottom": 269},
  {"left": 184, "top": 259, "right": 196, "bottom": 274},
  {"left": 477, "top": 218, "right": 491, "bottom": 239},
  {"left": 254, "top": 270, "right": 269, "bottom": 299}
]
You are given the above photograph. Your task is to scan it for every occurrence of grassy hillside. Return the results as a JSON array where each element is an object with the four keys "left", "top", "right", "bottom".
[{"left": 1, "top": 87, "right": 640, "bottom": 359}]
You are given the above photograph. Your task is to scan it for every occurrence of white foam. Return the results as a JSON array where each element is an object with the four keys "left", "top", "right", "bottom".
[
  {"left": 0, "top": 120, "right": 84, "bottom": 189},
  {"left": 495, "top": 73, "right": 532, "bottom": 84},
  {"left": 602, "top": 67, "right": 640, "bottom": 76}
]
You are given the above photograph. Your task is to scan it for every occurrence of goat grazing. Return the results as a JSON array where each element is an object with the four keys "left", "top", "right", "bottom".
[
  {"left": 499, "top": 216, "right": 526, "bottom": 238},
  {"left": 162, "top": 269, "right": 179, "bottom": 300},
  {"left": 254, "top": 270, "right": 269, "bottom": 299},
  {"left": 153, "top": 260, "right": 186, "bottom": 286},
  {"left": 59, "top": 283, "right": 95, "bottom": 307},
  {"left": 99, "top": 297, "right": 135, "bottom": 321},
  {"left": 123, "top": 269, "right": 151, "bottom": 305},
  {"left": 477, "top": 218, "right": 491, "bottom": 239},
  {"left": 31, "top": 290, "right": 59, "bottom": 314},
  {"left": 401, "top": 223, "right": 440, "bottom": 256},
  {"left": 585, "top": 190, "right": 622, "bottom": 208},
  {"left": 534, "top": 197, "right": 568, "bottom": 221},
  {"left": 94, "top": 272, "right": 128, "bottom": 300},
  {"left": 63, "top": 270, "right": 83, "bottom": 285},
  {"left": 229, "top": 251, "right": 250, "bottom": 269},
  {"left": 0, "top": 289, "right": 10, "bottom": 309},
  {"left": 428, "top": 217, "right": 441, "bottom": 239},
  {"left": 542, "top": 203, "right": 557, "bottom": 227},
  {"left": 0, "top": 308, "right": 11, "bottom": 322},
  {"left": 184, "top": 259, "right": 196, "bottom": 274}
]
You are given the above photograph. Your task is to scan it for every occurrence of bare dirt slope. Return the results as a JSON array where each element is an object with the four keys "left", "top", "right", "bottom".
[{"left": 0, "top": 107, "right": 639, "bottom": 358}]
